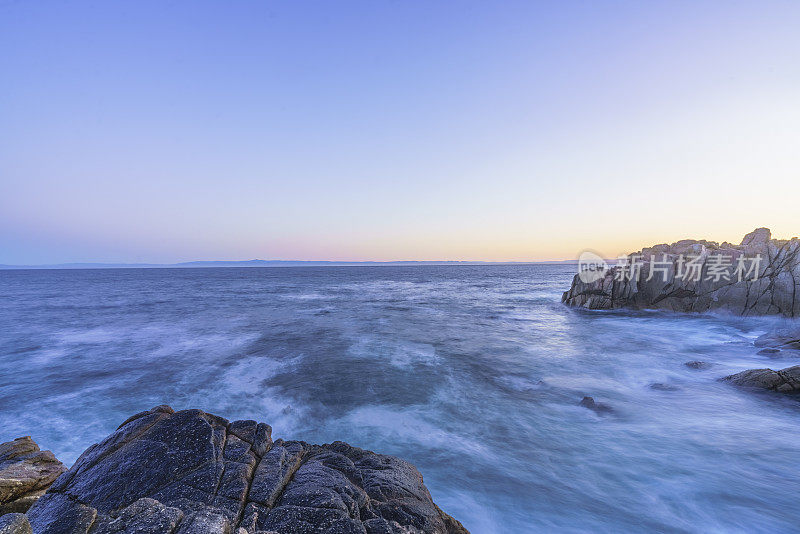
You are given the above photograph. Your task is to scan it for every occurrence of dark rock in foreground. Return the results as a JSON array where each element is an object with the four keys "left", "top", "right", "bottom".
[
  {"left": 562, "top": 228, "right": 800, "bottom": 316},
  {"left": 23, "top": 406, "right": 469, "bottom": 534},
  {"left": 0, "top": 437, "right": 66, "bottom": 515},
  {"left": 722, "top": 365, "right": 800, "bottom": 393},
  {"left": 0, "top": 513, "right": 31, "bottom": 534}
]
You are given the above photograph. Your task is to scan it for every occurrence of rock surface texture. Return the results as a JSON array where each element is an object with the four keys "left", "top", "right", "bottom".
[
  {"left": 562, "top": 228, "right": 800, "bottom": 316},
  {"left": 0, "top": 438, "right": 66, "bottom": 515},
  {"left": 0, "top": 513, "right": 32, "bottom": 534},
  {"left": 22, "top": 406, "right": 468, "bottom": 534},
  {"left": 722, "top": 365, "right": 800, "bottom": 393}
]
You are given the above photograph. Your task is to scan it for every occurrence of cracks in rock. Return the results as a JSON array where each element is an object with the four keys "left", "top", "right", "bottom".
[
  {"left": 265, "top": 448, "right": 309, "bottom": 509},
  {"left": 232, "top": 460, "right": 260, "bottom": 528},
  {"left": 29, "top": 408, "right": 469, "bottom": 534},
  {"left": 210, "top": 427, "right": 228, "bottom": 502},
  {"left": 231, "top": 440, "right": 279, "bottom": 529},
  {"left": 53, "top": 490, "right": 99, "bottom": 532},
  {"left": 136, "top": 456, "right": 217, "bottom": 503},
  {"left": 565, "top": 236, "right": 800, "bottom": 317},
  {"left": 234, "top": 444, "right": 310, "bottom": 530},
  {"left": 61, "top": 412, "right": 169, "bottom": 490},
  {"left": 776, "top": 370, "right": 800, "bottom": 391}
]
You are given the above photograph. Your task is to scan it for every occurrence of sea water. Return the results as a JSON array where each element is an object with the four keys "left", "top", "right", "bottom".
[{"left": 1, "top": 265, "right": 799, "bottom": 533}]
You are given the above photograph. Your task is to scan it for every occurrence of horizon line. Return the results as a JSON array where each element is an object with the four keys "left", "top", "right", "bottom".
[{"left": 0, "top": 258, "right": 584, "bottom": 270}]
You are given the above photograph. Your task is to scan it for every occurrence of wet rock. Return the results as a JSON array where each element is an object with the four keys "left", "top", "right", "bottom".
[
  {"left": 684, "top": 361, "right": 712, "bottom": 370},
  {"left": 26, "top": 406, "right": 468, "bottom": 534},
  {"left": 0, "top": 514, "right": 31, "bottom": 534},
  {"left": 758, "top": 348, "right": 782, "bottom": 356},
  {"left": 0, "top": 437, "right": 66, "bottom": 514},
  {"left": 755, "top": 324, "right": 800, "bottom": 350},
  {"left": 562, "top": 228, "right": 800, "bottom": 317},
  {"left": 579, "top": 396, "right": 613, "bottom": 414},
  {"left": 722, "top": 365, "right": 800, "bottom": 393},
  {"left": 88, "top": 497, "right": 184, "bottom": 533}
]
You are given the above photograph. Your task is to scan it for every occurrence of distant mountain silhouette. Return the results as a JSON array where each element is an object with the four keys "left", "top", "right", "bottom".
[{"left": 0, "top": 259, "right": 578, "bottom": 269}]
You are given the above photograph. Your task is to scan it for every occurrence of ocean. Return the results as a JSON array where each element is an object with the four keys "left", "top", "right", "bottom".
[{"left": 1, "top": 264, "right": 799, "bottom": 533}]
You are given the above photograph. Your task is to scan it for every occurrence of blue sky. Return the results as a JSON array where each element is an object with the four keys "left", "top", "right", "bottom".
[{"left": 2, "top": 1, "right": 799, "bottom": 263}]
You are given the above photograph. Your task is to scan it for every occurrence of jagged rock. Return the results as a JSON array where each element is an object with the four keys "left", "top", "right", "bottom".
[
  {"left": 722, "top": 365, "right": 800, "bottom": 393},
  {"left": 579, "top": 396, "right": 613, "bottom": 414},
  {"left": 562, "top": 228, "right": 800, "bottom": 316},
  {"left": 26, "top": 406, "right": 468, "bottom": 534},
  {"left": 0, "top": 437, "right": 66, "bottom": 514},
  {"left": 741, "top": 227, "right": 771, "bottom": 248},
  {"left": 84, "top": 497, "right": 184, "bottom": 533},
  {"left": 0, "top": 513, "right": 31, "bottom": 534}
]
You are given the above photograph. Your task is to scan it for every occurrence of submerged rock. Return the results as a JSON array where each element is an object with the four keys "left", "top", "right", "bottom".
[
  {"left": 722, "top": 365, "right": 800, "bottom": 393},
  {"left": 649, "top": 382, "right": 679, "bottom": 391},
  {"left": 755, "top": 324, "right": 800, "bottom": 350},
  {"left": 562, "top": 228, "right": 800, "bottom": 316},
  {"left": 579, "top": 396, "right": 613, "bottom": 414},
  {"left": 684, "top": 361, "right": 712, "bottom": 370},
  {"left": 0, "top": 437, "right": 66, "bottom": 514},
  {"left": 25, "top": 406, "right": 469, "bottom": 534},
  {"left": 757, "top": 348, "right": 782, "bottom": 356}
]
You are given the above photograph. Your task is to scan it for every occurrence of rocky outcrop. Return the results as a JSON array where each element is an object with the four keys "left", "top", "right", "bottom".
[
  {"left": 0, "top": 438, "right": 66, "bottom": 515},
  {"left": 562, "top": 228, "right": 800, "bottom": 316},
  {"left": 721, "top": 365, "right": 800, "bottom": 393},
  {"left": 22, "top": 406, "right": 468, "bottom": 534}
]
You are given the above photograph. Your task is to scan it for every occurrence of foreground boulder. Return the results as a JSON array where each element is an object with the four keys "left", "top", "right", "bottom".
[
  {"left": 0, "top": 437, "right": 66, "bottom": 515},
  {"left": 24, "top": 406, "right": 468, "bottom": 534},
  {"left": 562, "top": 228, "right": 800, "bottom": 316},
  {"left": 721, "top": 365, "right": 800, "bottom": 393}
]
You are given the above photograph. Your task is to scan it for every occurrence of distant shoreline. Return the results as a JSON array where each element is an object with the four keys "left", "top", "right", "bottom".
[{"left": 0, "top": 260, "right": 581, "bottom": 270}]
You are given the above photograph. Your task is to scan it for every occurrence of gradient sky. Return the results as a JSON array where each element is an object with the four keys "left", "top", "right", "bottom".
[{"left": 2, "top": 1, "right": 799, "bottom": 264}]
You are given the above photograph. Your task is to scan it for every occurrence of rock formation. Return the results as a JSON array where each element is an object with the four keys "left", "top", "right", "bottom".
[
  {"left": 721, "top": 365, "right": 800, "bottom": 393},
  {"left": 562, "top": 228, "right": 800, "bottom": 317},
  {"left": 17, "top": 406, "right": 468, "bottom": 534},
  {"left": 0, "top": 437, "right": 66, "bottom": 515}
]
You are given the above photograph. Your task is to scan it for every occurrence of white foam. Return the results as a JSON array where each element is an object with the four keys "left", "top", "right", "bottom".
[
  {"left": 347, "top": 336, "right": 440, "bottom": 368},
  {"left": 335, "top": 405, "right": 490, "bottom": 457}
]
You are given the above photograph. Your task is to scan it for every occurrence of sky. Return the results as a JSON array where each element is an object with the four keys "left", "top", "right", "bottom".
[{"left": 1, "top": 1, "right": 799, "bottom": 264}]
